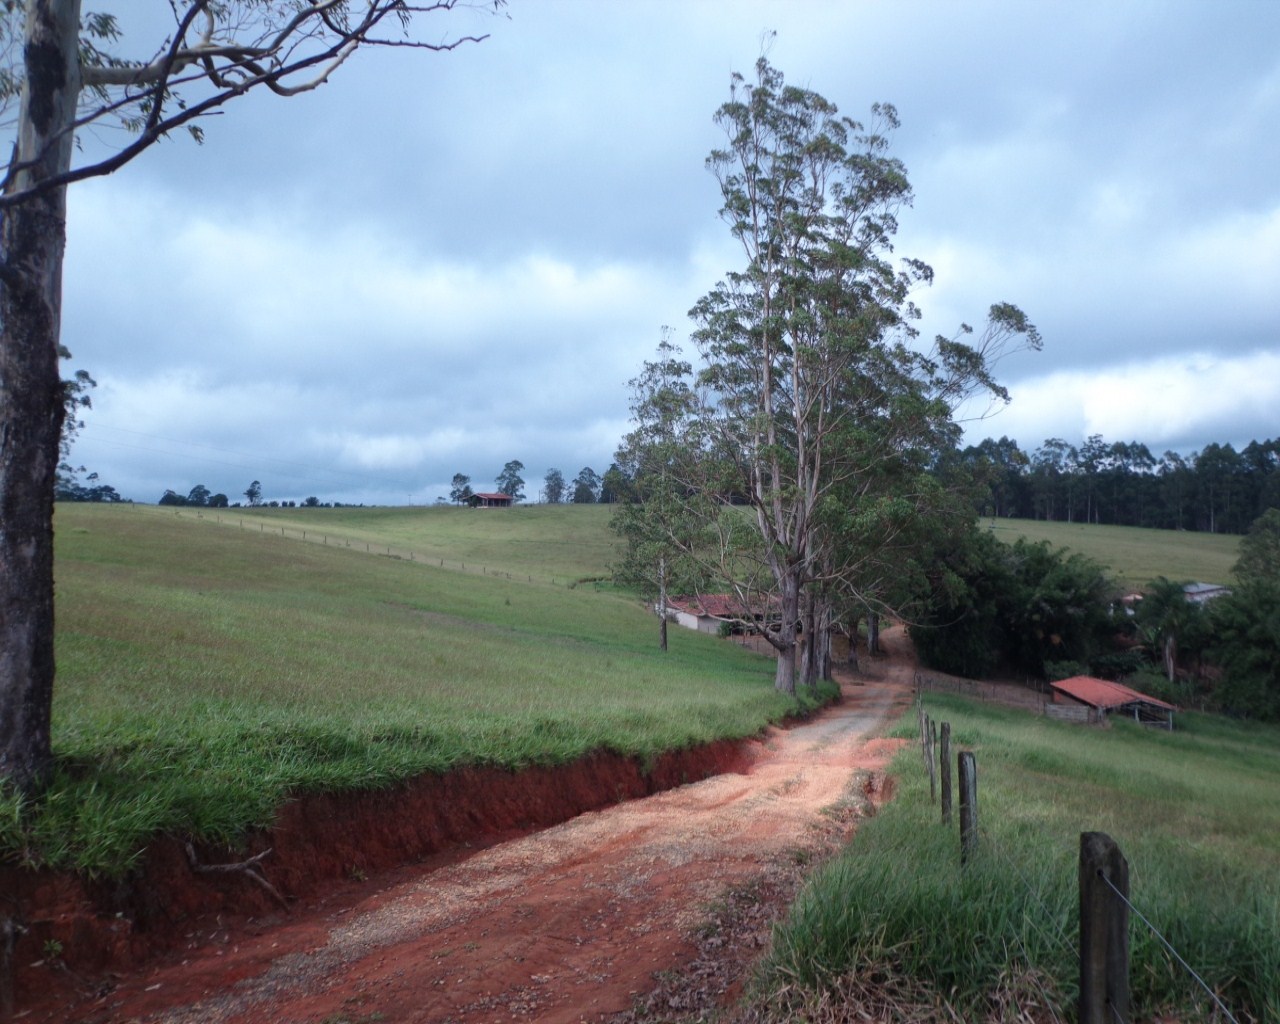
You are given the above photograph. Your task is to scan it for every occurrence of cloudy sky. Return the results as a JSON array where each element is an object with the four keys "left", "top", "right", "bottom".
[{"left": 46, "top": 0, "right": 1280, "bottom": 505}]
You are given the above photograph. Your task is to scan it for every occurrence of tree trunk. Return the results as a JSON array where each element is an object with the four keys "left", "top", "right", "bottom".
[
  {"left": 819, "top": 605, "right": 833, "bottom": 681},
  {"left": 773, "top": 573, "right": 799, "bottom": 695},
  {"left": 0, "top": 0, "right": 82, "bottom": 794},
  {"left": 657, "top": 554, "right": 668, "bottom": 652},
  {"left": 867, "top": 611, "right": 880, "bottom": 656},
  {"left": 799, "top": 590, "right": 817, "bottom": 687}
]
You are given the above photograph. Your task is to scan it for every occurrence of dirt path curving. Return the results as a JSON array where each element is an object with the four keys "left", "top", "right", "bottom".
[{"left": 50, "top": 640, "right": 914, "bottom": 1024}]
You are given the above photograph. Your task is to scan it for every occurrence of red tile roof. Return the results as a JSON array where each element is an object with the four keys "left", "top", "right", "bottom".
[
  {"left": 1051, "top": 675, "right": 1176, "bottom": 712},
  {"left": 668, "top": 594, "right": 774, "bottom": 619}
]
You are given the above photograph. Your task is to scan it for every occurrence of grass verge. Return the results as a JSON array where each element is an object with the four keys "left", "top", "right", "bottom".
[{"left": 751, "top": 695, "right": 1280, "bottom": 1022}]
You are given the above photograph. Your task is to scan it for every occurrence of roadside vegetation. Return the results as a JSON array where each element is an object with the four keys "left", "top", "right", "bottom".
[
  {"left": 2, "top": 503, "right": 828, "bottom": 877},
  {"left": 752, "top": 694, "right": 1280, "bottom": 1022}
]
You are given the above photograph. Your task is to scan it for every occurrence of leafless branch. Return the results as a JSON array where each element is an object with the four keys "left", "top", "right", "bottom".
[
  {"left": 185, "top": 841, "right": 290, "bottom": 910},
  {"left": 0, "top": 0, "right": 499, "bottom": 207}
]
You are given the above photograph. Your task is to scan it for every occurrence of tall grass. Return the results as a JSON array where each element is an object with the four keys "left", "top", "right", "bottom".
[
  {"left": 1, "top": 505, "right": 828, "bottom": 877},
  {"left": 759, "top": 695, "right": 1280, "bottom": 1021}
]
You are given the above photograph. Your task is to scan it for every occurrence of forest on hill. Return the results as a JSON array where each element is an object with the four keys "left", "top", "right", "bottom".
[{"left": 956, "top": 435, "right": 1278, "bottom": 533}]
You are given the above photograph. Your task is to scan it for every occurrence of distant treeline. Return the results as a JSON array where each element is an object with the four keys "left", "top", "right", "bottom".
[
  {"left": 157, "top": 483, "right": 353, "bottom": 509},
  {"left": 954, "top": 435, "right": 1280, "bottom": 534}
]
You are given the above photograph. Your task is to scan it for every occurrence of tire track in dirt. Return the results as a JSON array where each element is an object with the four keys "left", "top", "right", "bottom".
[{"left": 59, "top": 647, "right": 914, "bottom": 1024}]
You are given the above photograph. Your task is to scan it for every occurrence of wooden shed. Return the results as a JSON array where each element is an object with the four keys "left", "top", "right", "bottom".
[
  {"left": 1050, "top": 675, "right": 1176, "bottom": 730},
  {"left": 467, "top": 492, "right": 513, "bottom": 508}
]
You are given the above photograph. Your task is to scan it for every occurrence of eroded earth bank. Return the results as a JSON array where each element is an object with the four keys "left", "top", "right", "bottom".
[{"left": 17, "top": 640, "right": 914, "bottom": 1024}]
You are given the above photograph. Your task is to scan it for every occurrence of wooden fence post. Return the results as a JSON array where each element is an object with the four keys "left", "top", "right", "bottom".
[
  {"left": 1079, "top": 831, "right": 1130, "bottom": 1024},
  {"left": 940, "top": 722, "right": 952, "bottom": 825},
  {"left": 927, "top": 718, "right": 938, "bottom": 804},
  {"left": 958, "top": 751, "right": 977, "bottom": 865}
]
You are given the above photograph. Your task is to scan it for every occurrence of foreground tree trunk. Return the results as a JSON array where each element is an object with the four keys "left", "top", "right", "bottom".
[
  {"left": 0, "top": 0, "right": 82, "bottom": 793},
  {"left": 773, "top": 573, "right": 800, "bottom": 694}
]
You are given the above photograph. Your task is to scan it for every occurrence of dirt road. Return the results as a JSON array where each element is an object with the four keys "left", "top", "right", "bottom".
[{"left": 54, "top": 649, "right": 913, "bottom": 1024}]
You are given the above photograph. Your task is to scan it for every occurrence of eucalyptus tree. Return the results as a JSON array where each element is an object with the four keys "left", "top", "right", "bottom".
[
  {"left": 690, "top": 57, "right": 1039, "bottom": 693},
  {"left": 571, "top": 466, "right": 601, "bottom": 504},
  {"left": 0, "top": 0, "right": 500, "bottom": 794},
  {"left": 611, "top": 333, "right": 710, "bottom": 651},
  {"left": 450, "top": 472, "right": 474, "bottom": 505},
  {"left": 542, "top": 468, "right": 565, "bottom": 504},
  {"left": 495, "top": 460, "right": 525, "bottom": 501}
]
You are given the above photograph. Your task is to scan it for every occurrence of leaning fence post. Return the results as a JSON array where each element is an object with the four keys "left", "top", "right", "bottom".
[
  {"left": 1079, "top": 831, "right": 1130, "bottom": 1024},
  {"left": 940, "top": 722, "right": 952, "bottom": 825},
  {"left": 958, "top": 751, "right": 977, "bottom": 865}
]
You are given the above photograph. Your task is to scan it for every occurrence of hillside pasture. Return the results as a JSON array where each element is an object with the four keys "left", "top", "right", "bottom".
[
  {"left": 988, "top": 517, "right": 1241, "bottom": 589},
  {"left": 759, "top": 694, "right": 1280, "bottom": 1020},
  {"left": 6, "top": 504, "right": 818, "bottom": 877},
  {"left": 226, "top": 502, "right": 619, "bottom": 584}
]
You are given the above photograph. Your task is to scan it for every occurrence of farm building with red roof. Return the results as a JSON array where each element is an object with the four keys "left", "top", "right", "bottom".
[
  {"left": 664, "top": 594, "right": 779, "bottom": 636},
  {"left": 467, "top": 492, "right": 513, "bottom": 508},
  {"left": 1050, "top": 675, "right": 1177, "bottom": 729}
]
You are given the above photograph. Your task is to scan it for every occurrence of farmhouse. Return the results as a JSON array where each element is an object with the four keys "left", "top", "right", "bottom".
[
  {"left": 1182, "top": 581, "right": 1231, "bottom": 604},
  {"left": 467, "top": 492, "right": 513, "bottom": 508},
  {"left": 1050, "top": 675, "right": 1177, "bottom": 729},
  {"left": 663, "top": 594, "right": 779, "bottom": 635}
]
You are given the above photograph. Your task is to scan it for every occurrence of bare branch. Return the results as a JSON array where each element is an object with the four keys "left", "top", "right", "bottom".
[{"left": 1, "top": 0, "right": 501, "bottom": 207}]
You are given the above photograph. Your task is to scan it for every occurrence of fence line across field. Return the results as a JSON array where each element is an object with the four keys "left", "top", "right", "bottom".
[{"left": 170, "top": 510, "right": 575, "bottom": 587}]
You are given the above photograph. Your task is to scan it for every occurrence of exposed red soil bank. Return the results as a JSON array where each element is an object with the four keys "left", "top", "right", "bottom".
[
  {"left": 3, "top": 738, "right": 749, "bottom": 1012},
  {"left": 8, "top": 633, "right": 914, "bottom": 1023}
]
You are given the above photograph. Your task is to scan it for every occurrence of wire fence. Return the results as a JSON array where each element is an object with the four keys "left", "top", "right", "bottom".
[
  {"left": 915, "top": 699, "right": 1246, "bottom": 1024},
  {"left": 159, "top": 508, "right": 609, "bottom": 591}
]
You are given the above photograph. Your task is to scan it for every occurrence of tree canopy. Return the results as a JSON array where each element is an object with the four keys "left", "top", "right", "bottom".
[{"left": 495, "top": 460, "right": 525, "bottom": 502}]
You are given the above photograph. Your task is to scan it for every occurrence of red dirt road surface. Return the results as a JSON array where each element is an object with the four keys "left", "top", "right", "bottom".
[{"left": 41, "top": 648, "right": 914, "bottom": 1024}]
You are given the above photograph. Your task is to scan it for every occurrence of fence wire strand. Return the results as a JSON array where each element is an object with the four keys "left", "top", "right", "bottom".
[{"left": 1098, "top": 871, "right": 1241, "bottom": 1024}]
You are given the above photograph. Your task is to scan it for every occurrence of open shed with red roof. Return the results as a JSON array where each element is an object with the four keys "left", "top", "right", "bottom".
[{"left": 1050, "top": 675, "right": 1176, "bottom": 730}]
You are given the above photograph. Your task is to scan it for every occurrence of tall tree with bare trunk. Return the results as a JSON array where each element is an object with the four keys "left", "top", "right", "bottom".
[{"left": 691, "top": 56, "right": 1040, "bottom": 694}]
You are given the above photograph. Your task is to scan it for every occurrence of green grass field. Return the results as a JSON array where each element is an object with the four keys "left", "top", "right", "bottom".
[
  {"left": 989, "top": 518, "right": 1241, "bottom": 590},
  {"left": 757, "top": 696, "right": 1280, "bottom": 1021},
  {"left": 5, "top": 503, "right": 823, "bottom": 876},
  {"left": 6, "top": 504, "right": 1247, "bottom": 881},
  {"left": 199, "top": 502, "right": 620, "bottom": 584}
]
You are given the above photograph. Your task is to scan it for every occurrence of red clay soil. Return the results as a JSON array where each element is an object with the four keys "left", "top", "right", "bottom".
[{"left": 9, "top": 635, "right": 915, "bottom": 1024}]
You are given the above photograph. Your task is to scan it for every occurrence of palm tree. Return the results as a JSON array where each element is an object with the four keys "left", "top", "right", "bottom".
[{"left": 1135, "top": 577, "right": 1200, "bottom": 683}]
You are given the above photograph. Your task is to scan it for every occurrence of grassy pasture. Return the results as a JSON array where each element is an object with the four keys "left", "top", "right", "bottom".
[
  {"left": 988, "top": 518, "right": 1240, "bottom": 590},
  {"left": 219, "top": 502, "right": 620, "bottom": 584},
  {"left": 5, "top": 503, "right": 822, "bottom": 876},
  {"left": 760, "top": 696, "right": 1280, "bottom": 1020}
]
